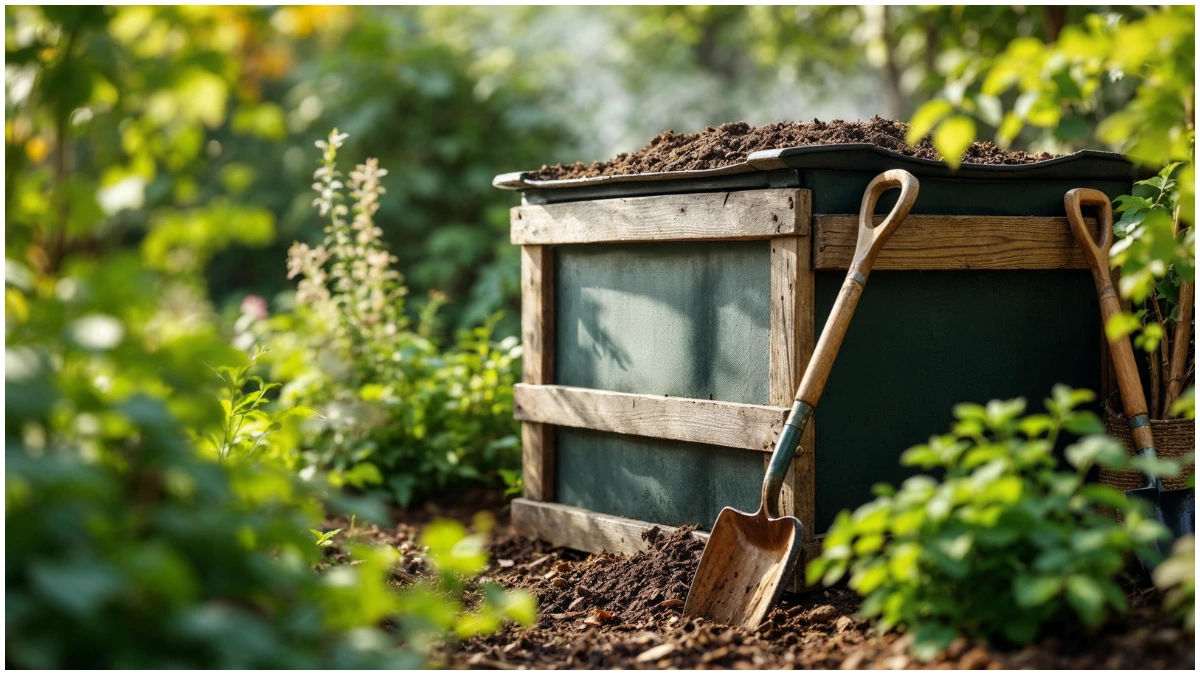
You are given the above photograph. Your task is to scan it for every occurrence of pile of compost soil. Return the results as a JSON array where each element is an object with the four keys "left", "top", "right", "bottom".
[
  {"left": 529, "top": 116, "right": 1054, "bottom": 180},
  {"left": 325, "top": 495, "right": 1194, "bottom": 670}
]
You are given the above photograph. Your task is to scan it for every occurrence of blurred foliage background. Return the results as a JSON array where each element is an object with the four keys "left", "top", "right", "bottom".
[
  {"left": 4, "top": 5, "right": 1194, "bottom": 667},
  {"left": 7, "top": 5, "right": 1178, "bottom": 337},
  {"left": 4, "top": 0, "right": 1193, "bottom": 525}
]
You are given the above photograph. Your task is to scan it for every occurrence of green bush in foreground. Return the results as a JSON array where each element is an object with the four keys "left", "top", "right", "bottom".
[
  {"left": 5, "top": 255, "right": 532, "bottom": 668},
  {"left": 1154, "top": 534, "right": 1195, "bottom": 631},
  {"left": 807, "top": 386, "right": 1173, "bottom": 660}
]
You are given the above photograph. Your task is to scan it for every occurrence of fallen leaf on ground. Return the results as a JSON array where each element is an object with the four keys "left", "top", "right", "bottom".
[
  {"left": 635, "top": 643, "right": 677, "bottom": 663},
  {"left": 658, "top": 598, "right": 684, "bottom": 609},
  {"left": 583, "top": 609, "right": 615, "bottom": 626},
  {"left": 806, "top": 604, "right": 838, "bottom": 623}
]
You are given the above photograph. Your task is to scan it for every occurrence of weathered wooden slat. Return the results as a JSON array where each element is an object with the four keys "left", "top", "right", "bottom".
[
  {"left": 813, "top": 214, "right": 1100, "bottom": 270},
  {"left": 768, "top": 235, "right": 817, "bottom": 590},
  {"left": 513, "top": 384, "right": 789, "bottom": 452},
  {"left": 520, "top": 245, "right": 555, "bottom": 502},
  {"left": 512, "top": 498, "right": 707, "bottom": 556},
  {"left": 512, "top": 498, "right": 825, "bottom": 562},
  {"left": 511, "top": 189, "right": 811, "bottom": 245}
]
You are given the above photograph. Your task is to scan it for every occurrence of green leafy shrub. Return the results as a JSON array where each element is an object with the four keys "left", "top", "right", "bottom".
[
  {"left": 908, "top": 6, "right": 1196, "bottom": 419},
  {"left": 5, "top": 255, "right": 532, "bottom": 668},
  {"left": 806, "top": 386, "right": 1172, "bottom": 660},
  {"left": 199, "top": 345, "right": 317, "bottom": 469},
  {"left": 267, "top": 130, "right": 522, "bottom": 506},
  {"left": 1154, "top": 534, "right": 1195, "bottom": 631}
]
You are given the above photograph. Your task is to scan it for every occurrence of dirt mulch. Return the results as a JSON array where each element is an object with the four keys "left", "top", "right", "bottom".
[
  {"left": 325, "top": 496, "right": 1194, "bottom": 670},
  {"left": 529, "top": 116, "right": 1054, "bottom": 181}
]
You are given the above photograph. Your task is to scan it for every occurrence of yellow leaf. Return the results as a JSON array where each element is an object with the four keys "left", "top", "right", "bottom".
[
  {"left": 25, "top": 136, "right": 48, "bottom": 163},
  {"left": 933, "top": 116, "right": 976, "bottom": 169},
  {"left": 907, "top": 100, "right": 953, "bottom": 145},
  {"left": 996, "top": 113, "right": 1023, "bottom": 149}
]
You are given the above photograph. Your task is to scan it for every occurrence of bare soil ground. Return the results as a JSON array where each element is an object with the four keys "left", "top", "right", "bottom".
[
  {"left": 529, "top": 116, "right": 1054, "bottom": 181},
  {"left": 324, "top": 492, "right": 1194, "bottom": 670}
]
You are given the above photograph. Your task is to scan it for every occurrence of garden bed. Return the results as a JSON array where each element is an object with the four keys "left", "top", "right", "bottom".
[{"left": 325, "top": 494, "right": 1194, "bottom": 670}]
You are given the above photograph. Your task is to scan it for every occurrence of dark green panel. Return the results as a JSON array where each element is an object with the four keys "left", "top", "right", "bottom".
[
  {"left": 555, "top": 241, "right": 770, "bottom": 404},
  {"left": 556, "top": 428, "right": 763, "bottom": 529},
  {"left": 807, "top": 170, "right": 1131, "bottom": 216},
  {"left": 811, "top": 270, "right": 1101, "bottom": 531}
]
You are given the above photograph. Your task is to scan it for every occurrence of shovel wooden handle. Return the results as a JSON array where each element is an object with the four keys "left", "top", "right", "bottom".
[
  {"left": 1064, "top": 188, "right": 1156, "bottom": 457},
  {"left": 763, "top": 170, "right": 919, "bottom": 519},
  {"left": 795, "top": 169, "right": 919, "bottom": 407}
]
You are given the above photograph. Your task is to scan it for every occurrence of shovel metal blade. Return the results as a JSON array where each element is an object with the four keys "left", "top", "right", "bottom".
[
  {"left": 683, "top": 506, "right": 803, "bottom": 629},
  {"left": 1127, "top": 486, "right": 1196, "bottom": 541}
]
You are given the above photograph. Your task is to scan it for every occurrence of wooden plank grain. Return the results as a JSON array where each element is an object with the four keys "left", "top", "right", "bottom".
[
  {"left": 511, "top": 189, "right": 811, "bottom": 245},
  {"left": 769, "top": 235, "right": 817, "bottom": 590},
  {"left": 813, "top": 214, "right": 1100, "bottom": 270},
  {"left": 520, "top": 245, "right": 555, "bottom": 501},
  {"left": 513, "top": 384, "right": 789, "bottom": 452},
  {"left": 512, "top": 498, "right": 707, "bottom": 556},
  {"left": 512, "top": 498, "right": 826, "bottom": 563}
]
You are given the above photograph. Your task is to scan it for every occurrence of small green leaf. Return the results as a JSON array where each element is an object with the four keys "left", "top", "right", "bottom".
[
  {"left": 1014, "top": 575, "right": 1063, "bottom": 608},
  {"left": 910, "top": 623, "right": 958, "bottom": 661},
  {"left": 1128, "top": 454, "right": 1182, "bottom": 478},
  {"left": 1065, "top": 575, "right": 1108, "bottom": 627},
  {"left": 1063, "top": 411, "right": 1105, "bottom": 435},
  {"left": 1104, "top": 312, "right": 1141, "bottom": 342},
  {"left": 933, "top": 116, "right": 976, "bottom": 169},
  {"left": 1065, "top": 435, "right": 1128, "bottom": 471}
]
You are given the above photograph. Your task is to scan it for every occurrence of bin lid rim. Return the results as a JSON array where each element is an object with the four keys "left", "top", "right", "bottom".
[{"left": 493, "top": 145, "right": 1142, "bottom": 191}]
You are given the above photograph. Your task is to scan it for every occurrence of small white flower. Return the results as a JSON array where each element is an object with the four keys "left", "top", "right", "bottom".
[{"left": 70, "top": 314, "right": 124, "bottom": 351}]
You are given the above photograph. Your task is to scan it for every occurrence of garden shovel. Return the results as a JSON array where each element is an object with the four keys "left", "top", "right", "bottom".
[
  {"left": 684, "top": 169, "right": 920, "bottom": 629},
  {"left": 1064, "top": 188, "right": 1195, "bottom": 555}
]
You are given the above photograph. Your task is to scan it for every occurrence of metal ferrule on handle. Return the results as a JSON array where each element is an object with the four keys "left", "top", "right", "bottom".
[{"left": 763, "top": 401, "right": 813, "bottom": 519}]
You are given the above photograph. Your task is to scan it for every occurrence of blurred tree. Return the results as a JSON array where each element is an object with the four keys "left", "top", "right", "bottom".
[
  {"left": 5, "top": 6, "right": 566, "bottom": 339},
  {"left": 2, "top": 5, "right": 1170, "bottom": 340}
]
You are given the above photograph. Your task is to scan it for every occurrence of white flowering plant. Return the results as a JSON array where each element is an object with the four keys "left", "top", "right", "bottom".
[{"left": 270, "top": 130, "right": 522, "bottom": 505}]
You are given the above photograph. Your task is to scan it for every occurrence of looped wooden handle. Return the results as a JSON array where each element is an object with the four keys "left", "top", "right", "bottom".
[
  {"left": 764, "top": 170, "right": 919, "bottom": 517},
  {"left": 851, "top": 169, "right": 921, "bottom": 277},
  {"left": 1064, "top": 188, "right": 1114, "bottom": 282},
  {"left": 792, "top": 170, "right": 919, "bottom": 406},
  {"left": 1064, "top": 188, "right": 1154, "bottom": 453}
]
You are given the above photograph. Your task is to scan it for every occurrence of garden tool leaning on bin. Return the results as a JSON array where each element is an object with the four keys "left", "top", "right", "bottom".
[
  {"left": 683, "top": 169, "right": 920, "bottom": 629},
  {"left": 1064, "top": 188, "right": 1196, "bottom": 563}
]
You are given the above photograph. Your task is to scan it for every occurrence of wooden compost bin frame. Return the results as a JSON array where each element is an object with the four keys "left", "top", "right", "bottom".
[{"left": 509, "top": 187, "right": 1104, "bottom": 579}]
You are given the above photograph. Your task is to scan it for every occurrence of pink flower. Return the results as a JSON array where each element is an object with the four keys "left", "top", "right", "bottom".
[{"left": 240, "top": 295, "right": 269, "bottom": 321}]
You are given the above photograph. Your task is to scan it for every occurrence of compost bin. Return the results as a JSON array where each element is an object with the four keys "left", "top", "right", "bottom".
[{"left": 495, "top": 141, "right": 1142, "bottom": 571}]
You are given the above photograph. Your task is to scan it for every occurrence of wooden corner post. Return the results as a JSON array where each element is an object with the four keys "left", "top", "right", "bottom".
[
  {"left": 769, "top": 231, "right": 817, "bottom": 586},
  {"left": 520, "top": 244, "right": 555, "bottom": 501}
]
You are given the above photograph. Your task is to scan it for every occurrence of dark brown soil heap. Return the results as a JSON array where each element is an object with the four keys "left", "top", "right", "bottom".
[
  {"left": 507, "top": 525, "right": 704, "bottom": 623},
  {"left": 326, "top": 495, "right": 1194, "bottom": 670},
  {"left": 530, "top": 116, "right": 1054, "bottom": 180}
]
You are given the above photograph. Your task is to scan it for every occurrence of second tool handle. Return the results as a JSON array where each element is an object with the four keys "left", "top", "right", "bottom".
[
  {"left": 1064, "top": 188, "right": 1153, "bottom": 453},
  {"left": 793, "top": 169, "right": 919, "bottom": 407}
]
